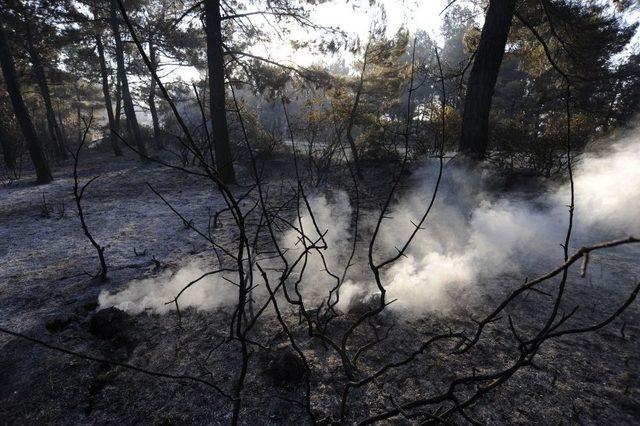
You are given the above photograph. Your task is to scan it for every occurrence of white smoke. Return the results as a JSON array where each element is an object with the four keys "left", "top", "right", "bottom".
[
  {"left": 98, "top": 261, "right": 237, "bottom": 314},
  {"left": 557, "top": 133, "right": 640, "bottom": 232},
  {"left": 98, "top": 192, "right": 354, "bottom": 315},
  {"left": 99, "top": 130, "right": 640, "bottom": 315},
  {"left": 378, "top": 131, "right": 640, "bottom": 313},
  {"left": 278, "top": 190, "right": 353, "bottom": 307}
]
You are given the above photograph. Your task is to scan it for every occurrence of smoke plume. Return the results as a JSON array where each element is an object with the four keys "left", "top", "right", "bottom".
[
  {"left": 98, "top": 261, "right": 237, "bottom": 314},
  {"left": 99, "top": 131, "right": 640, "bottom": 315}
]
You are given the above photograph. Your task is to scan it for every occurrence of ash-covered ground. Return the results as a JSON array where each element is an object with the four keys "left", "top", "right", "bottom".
[{"left": 1, "top": 150, "right": 639, "bottom": 424}]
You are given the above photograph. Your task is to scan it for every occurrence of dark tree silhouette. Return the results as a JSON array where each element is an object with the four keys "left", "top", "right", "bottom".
[
  {"left": 109, "top": 0, "right": 147, "bottom": 160},
  {"left": 205, "top": 0, "right": 236, "bottom": 184},
  {"left": 20, "top": 7, "right": 67, "bottom": 160},
  {"left": 147, "top": 34, "right": 162, "bottom": 151},
  {"left": 0, "top": 120, "right": 16, "bottom": 169},
  {"left": 0, "top": 22, "right": 52, "bottom": 183},
  {"left": 459, "top": 0, "right": 516, "bottom": 160},
  {"left": 95, "top": 32, "right": 123, "bottom": 157}
]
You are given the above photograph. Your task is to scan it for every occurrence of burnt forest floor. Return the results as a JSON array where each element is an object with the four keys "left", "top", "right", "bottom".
[{"left": 1, "top": 148, "right": 639, "bottom": 425}]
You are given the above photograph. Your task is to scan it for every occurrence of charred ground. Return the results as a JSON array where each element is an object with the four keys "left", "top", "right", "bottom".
[{"left": 1, "top": 151, "right": 638, "bottom": 424}]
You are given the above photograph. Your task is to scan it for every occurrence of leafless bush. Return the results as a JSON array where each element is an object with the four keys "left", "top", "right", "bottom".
[{"left": 68, "top": 113, "right": 108, "bottom": 281}]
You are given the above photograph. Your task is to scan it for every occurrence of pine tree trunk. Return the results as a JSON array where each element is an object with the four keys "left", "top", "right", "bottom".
[
  {"left": 109, "top": 0, "right": 148, "bottom": 160},
  {"left": 57, "top": 109, "right": 67, "bottom": 141},
  {"left": 115, "top": 76, "right": 122, "bottom": 134},
  {"left": 0, "top": 23, "right": 52, "bottom": 183},
  {"left": 459, "top": 0, "right": 516, "bottom": 160},
  {"left": 75, "top": 80, "right": 82, "bottom": 143},
  {"left": 95, "top": 34, "right": 123, "bottom": 156},
  {"left": 24, "top": 20, "right": 67, "bottom": 160},
  {"left": 148, "top": 37, "right": 163, "bottom": 151},
  {"left": 204, "top": 0, "right": 236, "bottom": 184},
  {"left": 0, "top": 123, "right": 16, "bottom": 169}
]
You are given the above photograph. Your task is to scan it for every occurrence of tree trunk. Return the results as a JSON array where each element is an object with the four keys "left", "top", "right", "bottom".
[
  {"left": 75, "top": 79, "right": 82, "bottom": 143},
  {"left": 148, "top": 36, "right": 163, "bottom": 151},
  {"left": 95, "top": 34, "right": 123, "bottom": 156},
  {"left": 204, "top": 0, "right": 235, "bottom": 184},
  {"left": 109, "top": 0, "right": 147, "bottom": 160},
  {"left": 23, "top": 19, "right": 67, "bottom": 160},
  {"left": 459, "top": 0, "right": 516, "bottom": 160},
  {"left": 0, "top": 123, "right": 16, "bottom": 169},
  {"left": 115, "top": 75, "right": 122, "bottom": 134},
  {"left": 57, "top": 109, "right": 67, "bottom": 142},
  {"left": 0, "top": 23, "right": 52, "bottom": 183}
]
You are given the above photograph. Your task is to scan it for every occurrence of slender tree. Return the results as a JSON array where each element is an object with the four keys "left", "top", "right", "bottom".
[
  {"left": 95, "top": 32, "right": 123, "bottom": 156},
  {"left": 109, "top": 0, "right": 147, "bottom": 160},
  {"left": 458, "top": 0, "right": 516, "bottom": 160},
  {"left": 148, "top": 35, "right": 162, "bottom": 150},
  {"left": 0, "top": 22, "right": 52, "bottom": 183},
  {"left": 20, "top": 7, "right": 67, "bottom": 159},
  {"left": 115, "top": 73, "right": 122, "bottom": 134},
  {"left": 0, "top": 120, "right": 16, "bottom": 169},
  {"left": 121, "top": 0, "right": 334, "bottom": 181},
  {"left": 204, "top": 0, "right": 235, "bottom": 183},
  {"left": 128, "top": 0, "right": 201, "bottom": 152}
]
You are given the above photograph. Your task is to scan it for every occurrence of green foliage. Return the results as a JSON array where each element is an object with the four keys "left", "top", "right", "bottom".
[
  {"left": 337, "top": 30, "right": 410, "bottom": 161},
  {"left": 0, "top": 0, "right": 638, "bottom": 172},
  {"left": 414, "top": 104, "right": 461, "bottom": 157},
  {"left": 480, "top": 0, "right": 640, "bottom": 175}
]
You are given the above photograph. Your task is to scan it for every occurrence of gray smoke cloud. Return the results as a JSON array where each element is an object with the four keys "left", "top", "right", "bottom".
[
  {"left": 99, "top": 130, "right": 640, "bottom": 315},
  {"left": 375, "top": 130, "right": 640, "bottom": 313},
  {"left": 98, "top": 261, "right": 237, "bottom": 314}
]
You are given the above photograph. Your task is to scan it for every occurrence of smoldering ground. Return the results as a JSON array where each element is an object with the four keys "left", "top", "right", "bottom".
[
  {"left": 1, "top": 131, "right": 639, "bottom": 425},
  {"left": 99, "top": 128, "right": 640, "bottom": 317}
]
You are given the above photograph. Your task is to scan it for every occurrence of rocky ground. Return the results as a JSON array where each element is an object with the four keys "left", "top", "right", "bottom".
[{"left": 0, "top": 149, "right": 638, "bottom": 425}]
